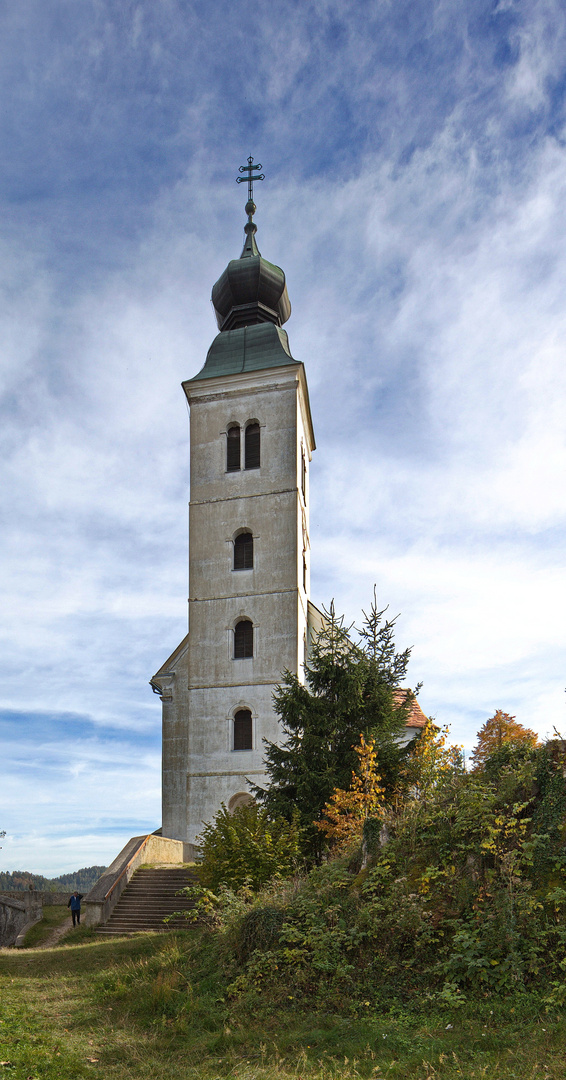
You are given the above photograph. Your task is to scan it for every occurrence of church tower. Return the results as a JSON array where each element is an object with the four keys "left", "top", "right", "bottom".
[{"left": 151, "top": 161, "right": 316, "bottom": 849}]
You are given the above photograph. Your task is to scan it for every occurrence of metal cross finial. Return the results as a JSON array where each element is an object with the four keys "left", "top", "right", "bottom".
[{"left": 236, "top": 155, "right": 265, "bottom": 203}]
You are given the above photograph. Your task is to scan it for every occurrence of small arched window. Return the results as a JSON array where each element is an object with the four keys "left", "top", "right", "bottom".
[
  {"left": 227, "top": 425, "right": 241, "bottom": 472},
  {"left": 244, "top": 423, "right": 260, "bottom": 470},
  {"left": 233, "top": 710, "right": 253, "bottom": 751},
  {"left": 234, "top": 619, "right": 253, "bottom": 659},
  {"left": 234, "top": 531, "right": 253, "bottom": 570}
]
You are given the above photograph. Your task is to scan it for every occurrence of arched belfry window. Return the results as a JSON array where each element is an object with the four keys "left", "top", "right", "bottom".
[
  {"left": 234, "top": 619, "right": 253, "bottom": 659},
  {"left": 244, "top": 423, "right": 260, "bottom": 470},
  {"left": 227, "top": 425, "right": 241, "bottom": 472},
  {"left": 234, "top": 531, "right": 253, "bottom": 570},
  {"left": 233, "top": 710, "right": 253, "bottom": 751}
]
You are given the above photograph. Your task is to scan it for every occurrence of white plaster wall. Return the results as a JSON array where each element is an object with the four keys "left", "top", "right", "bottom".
[
  {"left": 161, "top": 647, "right": 190, "bottom": 841},
  {"left": 188, "top": 492, "right": 299, "bottom": 606},
  {"left": 160, "top": 362, "right": 314, "bottom": 845},
  {"left": 185, "top": 681, "right": 280, "bottom": 845}
]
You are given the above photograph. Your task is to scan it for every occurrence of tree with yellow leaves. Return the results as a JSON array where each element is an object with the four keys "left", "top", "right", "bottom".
[
  {"left": 470, "top": 710, "right": 539, "bottom": 771},
  {"left": 401, "top": 718, "right": 464, "bottom": 798},
  {"left": 317, "top": 734, "right": 385, "bottom": 845}
]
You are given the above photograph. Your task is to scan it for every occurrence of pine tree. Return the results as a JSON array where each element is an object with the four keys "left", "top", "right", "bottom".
[{"left": 254, "top": 595, "right": 415, "bottom": 860}]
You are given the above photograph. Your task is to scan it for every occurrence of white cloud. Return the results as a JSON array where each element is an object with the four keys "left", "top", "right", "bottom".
[{"left": 1, "top": 0, "right": 566, "bottom": 874}]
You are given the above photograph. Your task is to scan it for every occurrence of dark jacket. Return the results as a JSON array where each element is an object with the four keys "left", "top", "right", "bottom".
[{"left": 67, "top": 893, "right": 83, "bottom": 911}]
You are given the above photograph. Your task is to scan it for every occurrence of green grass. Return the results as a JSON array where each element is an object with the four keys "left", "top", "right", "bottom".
[
  {"left": 19, "top": 905, "right": 71, "bottom": 949},
  {"left": 0, "top": 930, "right": 564, "bottom": 1079}
]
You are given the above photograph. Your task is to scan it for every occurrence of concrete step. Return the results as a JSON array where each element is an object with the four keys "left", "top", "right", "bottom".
[
  {"left": 109, "top": 908, "right": 193, "bottom": 915},
  {"left": 100, "top": 919, "right": 192, "bottom": 928},
  {"left": 110, "top": 898, "right": 195, "bottom": 909},
  {"left": 95, "top": 923, "right": 192, "bottom": 935},
  {"left": 96, "top": 867, "right": 199, "bottom": 934},
  {"left": 118, "top": 889, "right": 193, "bottom": 897}
]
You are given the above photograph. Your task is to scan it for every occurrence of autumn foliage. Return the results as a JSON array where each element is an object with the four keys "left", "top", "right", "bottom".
[
  {"left": 317, "top": 734, "right": 385, "bottom": 844},
  {"left": 400, "top": 718, "right": 463, "bottom": 797},
  {"left": 470, "top": 709, "right": 539, "bottom": 770}
]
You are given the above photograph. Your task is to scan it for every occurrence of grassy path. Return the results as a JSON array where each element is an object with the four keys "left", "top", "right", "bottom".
[
  {"left": 35, "top": 917, "right": 73, "bottom": 949},
  {"left": 16, "top": 906, "right": 73, "bottom": 950},
  {"left": 0, "top": 930, "right": 564, "bottom": 1079}
]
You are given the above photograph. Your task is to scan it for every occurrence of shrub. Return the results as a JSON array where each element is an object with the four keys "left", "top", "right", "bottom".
[
  {"left": 217, "top": 742, "right": 566, "bottom": 1008},
  {"left": 197, "top": 802, "right": 302, "bottom": 891}
]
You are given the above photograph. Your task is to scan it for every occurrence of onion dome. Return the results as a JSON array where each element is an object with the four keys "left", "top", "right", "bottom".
[{"left": 211, "top": 198, "right": 291, "bottom": 331}]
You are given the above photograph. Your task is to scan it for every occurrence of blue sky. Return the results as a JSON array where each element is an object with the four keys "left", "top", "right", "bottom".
[{"left": 1, "top": 0, "right": 565, "bottom": 875}]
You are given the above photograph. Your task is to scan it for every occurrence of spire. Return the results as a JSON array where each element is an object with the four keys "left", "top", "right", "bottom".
[
  {"left": 211, "top": 157, "right": 291, "bottom": 332},
  {"left": 236, "top": 156, "right": 264, "bottom": 258},
  {"left": 241, "top": 198, "right": 260, "bottom": 258}
]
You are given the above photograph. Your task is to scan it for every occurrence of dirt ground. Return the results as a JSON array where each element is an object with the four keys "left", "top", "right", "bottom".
[{"left": 36, "top": 915, "right": 73, "bottom": 948}]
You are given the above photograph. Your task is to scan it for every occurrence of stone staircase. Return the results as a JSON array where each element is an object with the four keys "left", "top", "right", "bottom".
[{"left": 95, "top": 867, "right": 198, "bottom": 935}]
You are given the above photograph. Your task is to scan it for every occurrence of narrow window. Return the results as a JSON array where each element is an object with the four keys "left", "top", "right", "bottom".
[
  {"left": 301, "top": 449, "right": 307, "bottom": 500},
  {"left": 234, "top": 532, "right": 253, "bottom": 570},
  {"left": 244, "top": 423, "right": 260, "bottom": 469},
  {"left": 234, "top": 619, "right": 253, "bottom": 659},
  {"left": 227, "top": 425, "right": 241, "bottom": 472},
  {"left": 233, "top": 709, "right": 253, "bottom": 751},
  {"left": 303, "top": 555, "right": 307, "bottom": 592}
]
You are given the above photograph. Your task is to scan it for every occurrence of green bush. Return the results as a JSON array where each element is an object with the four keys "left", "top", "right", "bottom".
[
  {"left": 212, "top": 742, "right": 566, "bottom": 1009},
  {"left": 197, "top": 802, "right": 302, "bottom": 891}
]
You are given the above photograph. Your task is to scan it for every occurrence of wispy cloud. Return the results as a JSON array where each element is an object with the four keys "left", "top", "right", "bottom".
[
  {"left": 1, "top": 0, "right": 565, "bottom": 873},
  {"left": 0, "top": 711, "right": 160, "bottom": 873}
]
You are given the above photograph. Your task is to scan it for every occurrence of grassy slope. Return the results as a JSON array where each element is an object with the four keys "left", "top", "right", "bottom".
[
  {"left": 20, "top": 905, "right": 71, "bottom": 948},
  {"left": 0, "top": 930, "right": 564, "bottom": 1080}
]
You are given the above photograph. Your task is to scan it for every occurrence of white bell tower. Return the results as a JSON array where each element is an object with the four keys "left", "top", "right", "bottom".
[{"left": 151, "top": 162, "right": 316, "bottom": 848}]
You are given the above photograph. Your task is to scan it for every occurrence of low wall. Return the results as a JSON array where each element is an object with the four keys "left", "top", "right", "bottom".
[
  {"left": 0, "top": 893, "right": 42, "bottom": 948},
  {"left": 82, "top": 834, "right": 194, "bottom": 928},
  {"left": 1, "top": 891, "right": 69, "bottom": 906}
]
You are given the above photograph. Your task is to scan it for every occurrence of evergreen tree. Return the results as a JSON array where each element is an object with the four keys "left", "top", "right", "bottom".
[{"left": 254, "top": 595, "right": 416, "bottom": 860}]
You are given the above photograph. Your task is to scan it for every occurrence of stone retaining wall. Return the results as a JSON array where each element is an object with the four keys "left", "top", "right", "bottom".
[{"left": 0, "top": 893, "right": 42, "bottom": 947}]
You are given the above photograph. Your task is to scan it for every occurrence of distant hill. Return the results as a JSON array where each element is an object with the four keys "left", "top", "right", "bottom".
[{"left": 0, "top": 866, "right": 107, "bottom": 893}]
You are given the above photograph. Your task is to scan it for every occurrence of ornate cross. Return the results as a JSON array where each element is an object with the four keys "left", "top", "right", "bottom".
[{"left": 236, "top": 155, "right": 265, "bottom": 203}]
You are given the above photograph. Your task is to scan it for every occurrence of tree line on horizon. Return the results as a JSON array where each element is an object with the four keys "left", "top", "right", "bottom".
[{"left": 0, "top": 865, "right": 107, "bottom": 893}]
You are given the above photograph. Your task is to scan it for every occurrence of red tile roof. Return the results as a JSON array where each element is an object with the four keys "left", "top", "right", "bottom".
[{"left": 393, "top": 689, "right": 428, "bottom": 729}]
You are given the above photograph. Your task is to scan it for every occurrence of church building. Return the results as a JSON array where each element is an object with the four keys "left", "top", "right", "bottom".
[
  {"left": 150, "top": 161, "right": 427, "bottom": 853},
  {"left": 150, "top": 161, "right": 321, "bottom": 850},
  {"left": 82, "top": 163, "right": 428, "bottom": 927}
]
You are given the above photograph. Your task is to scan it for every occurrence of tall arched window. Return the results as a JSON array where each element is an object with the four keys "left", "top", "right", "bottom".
[
  {"left": 234, "top": 531, "right": 253, "bottom": 570},
  {"left": 234, "top": 619, "right": 253, "bottom": 659},
  {"left": 244, "top": 422, "right": 260, "bottom": 469},
  {"left": 227, "top": 425, "right": 241, "bottom": 471},
  {"left": 233, "top": 710, "right": 253, "bottom": 751}
]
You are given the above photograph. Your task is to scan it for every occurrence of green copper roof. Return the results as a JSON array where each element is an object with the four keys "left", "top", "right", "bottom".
[
  {"left": 188, "top": 322, "right": 300, "bottom": 382},
  {"left": 211, "top": 253, "right": 291, "bottom": 331}
]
